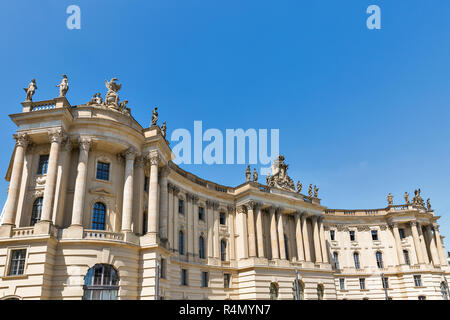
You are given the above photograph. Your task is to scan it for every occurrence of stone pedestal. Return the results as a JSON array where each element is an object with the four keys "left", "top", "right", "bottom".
[
  {"left": 140, "top": 232, "right": 159, "bottom": 246},
  {"left": 62, "top": 225, "right": 84, "bottom": 239},
  {"left": 34, "top": 220, "right": 52, "bottom": 235},
  {"left": 0, "top": 224, "right": 13, "bottom": 237}
]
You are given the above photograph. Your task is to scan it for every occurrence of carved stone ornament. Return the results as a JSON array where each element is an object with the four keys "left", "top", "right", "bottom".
[
  {"left": 148, "top": 151, "right": 160, "bottom": 166},
  {"left": 14, "top": 133, "right": 29, "bottom": 148},
  {"left": 265, "top": 155, "right": 296, "bottom": 192},
  {"left": 78, "top": 137, "right": 92, "bottom": 151},
  {"left": 124, "top": 147, "right": 137, "bottom": 160},
  {"left": 49, "top": 129, "right": 65, "bottom": 144},
  {"left": 24, "top": 79, "right": 37, "bottom": 102}
]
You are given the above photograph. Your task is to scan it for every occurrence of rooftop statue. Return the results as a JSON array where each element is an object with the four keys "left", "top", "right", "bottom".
[
  {"left": 24, "top": 79, "right": 37, "bottom": 102},
  {"left": 151, "top": 107, "right": 158, "bottom": 126},
  {"left": 104, "top": 77, "right": 121, "bottom": 108},
  {"left": 297, "top": 181, "right": 302, "bottom": 193},
  {"left": 404, "top": 192, "right": 410, "bottom": 204},
  {"left": 426, "top": 198, "right": 431, "bottom": 211},
  {"left": 314, "top": 185, "right": 319, "bottom": 198},
  {"left": 387, "top": 193, "right": 393, "bottom": 206},
  {"left": 266, "top": 155, "right": 295, "bottom": 191},
  {"left": 253, "top": 168, "right": 258, "bottom": 182},
  {"left": 308, "top": 184, "right": 313, "bottom": 197},
  {"left": 90, "top": 92, "right": 103, "bottom": 105},
  {"left": 246, "top": 165, "right": 251, "bottom": 182},
  {"left": 56, "top": 74, "right": 69, "bottom": 97},
  {"left": 161, "top": 121, "right": 167, "bottom": 138}
]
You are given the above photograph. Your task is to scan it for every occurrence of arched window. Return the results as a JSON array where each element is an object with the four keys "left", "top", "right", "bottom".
[
  {"left": 269, "top": 282, "right": 279, "bottom": 300},
  {"left": 83, "top": 264, "right": 119, "bottom": 300},
  {"left": 30, "top": 197, "right": 43, "bottom": 226},
  {"left": 403, "top": 250, "right": 410, "bottom": 265},
  {"left": 333, "top": 252, "right": 340, "bottom": 270},
  {"left": 284, "top": 234, "right": 289, "bottom": 260},
  {"left": 317, "top": 284, "right": 324, "bottom": 300},
  {"left": 179, "top": 231, "right": 185, "bottom": 255},
  {"left": 199, "top": 236, "right": 205, "bottom": 259},
  {"left": 92, "top": 202, "right": 106, "bottom": 230},
  {"left": 354, "top": 252, "right": 361, "bottom": 269},
  {"left": 441, "top": 282, "right": 448, "bottom": 300},
  {"left": 142, "top": 211, "right": 147, "bottom": 235},
  {"left": 376, "top": 251, "right": 384, "bottom": 268},
  {"left": 221, "top": 240, "right": 227, "bottom": 261}
]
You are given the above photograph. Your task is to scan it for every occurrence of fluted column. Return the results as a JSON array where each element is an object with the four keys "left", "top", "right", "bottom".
[
  {"left": 71, "top": 137, "right": 91, "bottom": 226},
  {"left": 2, "top": 134, "right": 29, "bottom": 226},
  {"left": 147, "top": 151, "right": 160, "bottom": 235},
  {"left": 319, "top": 217, "right": 328, "bottom": 263},
  {"left": 426, "top": 224, "right": 440, "bottom": 266},
  {"left": 186, "top": 193, "right": 193, "bottom": 256},
  {"left": 134, "top": 157, "right": 145, "bottom": 234},
  {"left": 269, "top": 206, "right": 279, "bottom": 259},
  {"left": 236, "top": 205, "right": 248, "bottom": 259},
  {"left": 255, "top": 203, "right": 264, "bottom": 258},
  {"left": 312, "top": 216, "right": 322, "bottom": 263},
  {"left": 410, "top": 221, "right": 424, "bottom": 264},
  {"left": 391, "top": 223, "right": 405, "bottom": 265},
  {"left": 294, "top": 212, "right": 305, "bottom": 261},
  {"left": 172, "top": 187, "right": 180, "bottom": 251},
  {"left": 206, "top": 200, "right": 214, "bottom": 258},
  {"left": 246, "top": 201, "right": 257, "bottom": 258},
  {"left": 228, "top": 205, "right": 236, "bottom": 260},
  {"left": 40, "top": 130, "right": 64, "bottom": 222},
  {"left": 277, "top": 209, "right": 286, "bottom": 260},
  {"left": 301, "top": 214, "right": 311, "bottom": 261},
  {"left": 159, "top": 167, "right": 170, "bottom": 240},
  {"left": 433, "top": 224, "right": 448, "bottom": 266},
  {"left": 213, "top": 202, "right": 220, "bottom": 259},
  {"left": 417, "top": 223, "right": 430, "bottom": 264},
  {"left": 192, "top": 196, "right": 199, "bottom": 257},
  {"left": 121, "top": 148, "right": 136, "bottom": 232},
  {"left": 167, "top": 183, "right": 174, "bottom": 244}
]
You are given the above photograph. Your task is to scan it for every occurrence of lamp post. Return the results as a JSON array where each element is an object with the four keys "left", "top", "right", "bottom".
[
  {"left": 295, "top": 268, "right": 300, "bottom": 300},
  {"left": 155, "top": 260, "right": 160, "bottom": 300},
  {"left": 381, "top": 273, "right": 389, "bottom": 300}
]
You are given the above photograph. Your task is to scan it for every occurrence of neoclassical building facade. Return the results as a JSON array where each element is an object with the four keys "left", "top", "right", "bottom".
[{"left": 0, "top": 78, "right": 448, "bottom": 300}]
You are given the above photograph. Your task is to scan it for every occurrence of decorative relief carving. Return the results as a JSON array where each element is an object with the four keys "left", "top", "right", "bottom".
[
  {"left": 14, "top": 133, "right": 29, "bottom": 148},
  {"left": 124, "top": 147, "right": 137, "bottom": 160},
  {"left": 78, "top": 137, "right": 92, "bottom": 152},
  {"left": 48, "top": 128, "right": 65, "bottom": 144},
  {"left": 237, "top": 205, "right": 247, "bottom": 214},
  {"left": 148, "top": 151, "right": 160, "bottom": 166},
  {"left": 356, "top": 225, "right": 370, "bottom": 232},
  {"left": 380, "top": 225, "right": 388, "bottom": 231}
]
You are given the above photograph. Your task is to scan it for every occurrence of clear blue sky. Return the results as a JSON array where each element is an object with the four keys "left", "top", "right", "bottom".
[{"left": 0, "top": 1, "right": 449, "bottom": 249}]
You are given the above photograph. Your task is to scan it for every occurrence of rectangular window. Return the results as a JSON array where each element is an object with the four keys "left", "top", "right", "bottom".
[
  {"left": 178, "top": 199, "right": 184, "bottom": 214},
  {"left": 201, "top": 272, "right": 209, "bottom": 288},
  {"left": 224, "top": 273, "right": 231, "bottom": 289},
  {"left": 181, "top": 269, "right": 188, "bottom": 286},
  {"left": 96, "top": 161, "right": 110, "bottom": 181},
  {"left": 349, "top": 230, "right": 355, "bottom": 241},
  {"left": 339, "top": 278, "right": 345, "bottom": 290},
  {"left": 219, "top": 212, "right": 226, "bottom": 225},
  {"left": 198, "top": 207, "right": 205, "bottom": 221},
  {"left": 160, "top": 259, "right": 166, "bottom": 279},
  {"left": 330, "top": 230, "right": 335, "bottom": 241},
  {"left": 8, "top": 249, "right": 27, "bottom": 276},
  {"left": 382, "top": 277, "right": 389, "bottom": 289},
  {"left": 359, "top": 278, "right": 366, "bottom": 290},
  {"left": 371, "top": 230, "right": 378, "bottom": 241},
  {"left": 37, "top": 155, "right": 49, "bottom": 175},
  {"left": 414, "top": 275, "right": 422, "bottom": 287},
  {"left": 399, "top": 228, "right": 405, "bottom": 239}
]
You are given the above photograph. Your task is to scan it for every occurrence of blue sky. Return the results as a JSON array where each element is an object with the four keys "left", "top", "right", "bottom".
[{"left": 0, "top": 1, "right": 450, "bottom": 249}]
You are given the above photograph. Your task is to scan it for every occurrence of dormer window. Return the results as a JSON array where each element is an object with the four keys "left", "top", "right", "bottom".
[
  {"left": 96, "top": 161, "right": 110, "bottom": 181},
  {"left": 37, "top": 155, "right": 49, "bottom": 175}
]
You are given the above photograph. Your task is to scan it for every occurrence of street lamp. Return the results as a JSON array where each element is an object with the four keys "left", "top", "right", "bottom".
[
  {"left": 294, "top": 268, "right": 300, "bottom": 300},
  {"left": 155, "top": 261, "right": 160, "bottom": 300},
  {"left": 381, "top": 273, "right": 389, "bottom": 300}
]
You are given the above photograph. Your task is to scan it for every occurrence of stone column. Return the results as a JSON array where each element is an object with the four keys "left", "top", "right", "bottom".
[
  {"left": 192, "top": 196, "right": 199, "bottom": 258},
  {"left": 433, "top": 224, "right": 448, "bottom": 266},
  {"left": 417, "top": 223, "right": 430, "bottom": 264},
  {"left": 255, "top": 203, "right": 265, "bottom": 258},
  {"left": 172, "top": 186, "right": 180, "bottom": 251},
  {"left": 147, "top": 151, "right": 160, "bottom": 236},
  {"left": 246, "top": 201, "right": 257, "bottom": 258},
  {"left": 134, "top": 157, "right": 145, "bottom": 234},
  {"left": 159, "top": 167, "right": 170, "bottom": 240},
  {"left": 228, "top": 205, "right": 236, "bottom": 260},
  {"left": 185, "top": 193, "right": 193, "bottom": 256},
  {"left": 167, "top": 183, "right": 174, "bottom": 246},
  {"left": 426, "top": 224, "right": 440, "bottom": 266},
  {"left": 206, "top": 200, "right": 214, "bottom": 258},
  {"left": 71, "top": 137, "right": 91, "bottom": 226},
  {"left": 236, "top": 205, "right": 249, "bottom": 259},
  {"left": 312, "top": 216, "right": 322, "bottom": 263},
  {"left": 301, "top": 214, "right": 311, "bottom": 261},
  {"left": 319, "top": 217, "right": 329, "bottom": 263},
  {"left": 213, "top": 202, "right": 220, "bottom": 259},
  {"left": 410, "top": 221, "right": 424, "bottom": 264},
  {"left": 40, "top": 130, "right": 64, "bottom": 222},
  {"left": 294, "top": 212, "right": 305, "bottom": 261},
  {"left": 121, "top": 148, "right": 136, "bottom": 232},
  {"left": 277, "top": 209, "right": 286, "bottom": 260},
  {"left": 53, "top": 140, "right": 72, "bottom": 227},
  {"left": 2, "top": 133, "right": 29, "bottom": 226},
  {"left": 391, "top": 223, "right": 405, "bottom": 265},
  {"left": 269, "top": 206, "right": 279, "bottom": 259}
]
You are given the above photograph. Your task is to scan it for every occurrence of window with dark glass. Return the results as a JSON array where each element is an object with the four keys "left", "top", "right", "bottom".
[
  {"left": 199, "top": 236, "right": 205, "bottom": 259},
  {"left": 83, "top": 264, "right": 119, "bottom": 300},
  {"left": 371, "top": 230, "right": 378, "bottom": 241},
  {"left": 92, "top": 202, "right": 106, "bottom": 230},
  {"left": 37, "top": 155, "right": 49, "bottom": 175},
  {"left": 284, "top": 234, "right": 289, "bottom": 260},
  {"left": 224, "top": 273, "right": 231, "bottom": 288},
  {"left": 178, "top": 199, "right": 184, "bottom": 214},
  {"left": 96, "top": 161, "right": 110, "bottom": 181},
  {"left": 339, "top": 278, "right": 345, "bottom": 290},
  {"left": 142, "top": 211, "right": 147, "bottom": 235},
  {"left": 333, "top": 252, "right": 340, "bottom": 270},
  {"left": 8, "top": 249, "right": 26, "bottom": 276},
  {"left": 349, "top": 230, "right": 356, "bottom": 241},
  {"left": 399, "top": 228, "right": 405, "bottom": 239},
  {"left": 179, "top": 231, "right": 185, "bottom": 255},
  {"left": 201, "top": 272, "right": 208, "bottom": 288},
  {"left": 403, "top": 250, "right": 410, "bottom": 265},
  {"left": 221, "top": 240, "right": 227, "bottom": 261},
  {"left": 376, "top": 251, "right": 384, "bottom": 268},
  {"left": 198, "top": 207, "right": 205, "bottom": 221},
  {"left": 354, "top": 252, "right": 361, "bottom": 269},
  {"left": 181, "top": 269, "right": 188, "bottom": 286},
  {"left": 359, "top": 278, "right": 366, "bottom": 290},
  {"left": 330, "top": 230, "right": 335, "bottom": 241},
  {"left": 30, "top": 197, "right": 43, "bottom": 226},
  {"left": 219, "top": 212, "right": 226, "bottom": 225},
  {"left": 414, "top": 275, "right": 422, "bottom": 287},
  {"left": 160, "top": 259, "right": 166, "bottom": 279}
]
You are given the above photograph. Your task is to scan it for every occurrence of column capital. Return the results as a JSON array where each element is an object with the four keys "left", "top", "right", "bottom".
[
  {"left": 148, "top": 150, "right": 160, "bottom": 166},
  {"left": 236, "top": 204, "right": 247, "bottom": 214},
  {"left": 409, "top": 220, "right": 418, "bottom": 228},
  {"left": 78, "top": 137, "right": 92, "bottom": 152},
  {"left": 206, "top": 199, "right": 219, "bottom": 209},
  {"left": 160, "top": 166, "right": 170, "bottom": 178},
  {"left": 227, "top": 204, "right": 235, "bottom": 213},
  {"left": 124, "top": 147, "right": 137, "bottom": 160},
  {"left": 135, "top": 156, "right": 145, "bottom": 168},
  {"left": 13, "top": 132, "right": 29, "bottom": 148},
  {"left": 48, "top": 128, "right": 65, "bottom": 144}
]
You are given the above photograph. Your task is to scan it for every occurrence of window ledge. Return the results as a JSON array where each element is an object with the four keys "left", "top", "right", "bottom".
[
  {"left": 2, "top": 274, "right": 28, "bottom": 280},
  {"left": 360, "top": 289, "right": 369, "bottom": 292},
  {"left": 94, "top": 178, "right": 112, "bottom": 184}
]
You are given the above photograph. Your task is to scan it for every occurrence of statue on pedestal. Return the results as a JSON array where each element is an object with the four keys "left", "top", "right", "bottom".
[
  {"left": 24, "top": 79, "right": 37, "bottom": 102},
  {"left": 151, "top": 107, "right": 158, "bottom": 126},
  {"left": 404, "top": 192, "right": 410, "bottom": 204},
  {"left": 308, "top": 184, "right": 313, "bottom": 197},
  {"left": 161, "top": 121, "right": 167, "bottom": 138},
  {"left": 314, "top": 185, "right": 319, "bottom": 198},
  {"left": 56, "top": 74, "right": 69, "bottom": 97},
  {"left": 297, "top": 181, "right": 302, "bottom": 193},
  {"left": 387, "top": 193, "right": 393, "bottom": 206},
  {"left": 104, "top": 78, "right": 121, "bottom": 108},
  {"left": 246, "top": 165, "right": 251, "bottom": 182},
  {"left": 426, "top": 198, "right": 431, "bottom": 211},
  {"left": 253, "top": 168, "right": 258, "bottom": 182},
  {"left": 90, "top": 92, "right": 103, "bottom": 105},
  {"left": 265, "top": 155, "right": 295, "bottom": 191}
]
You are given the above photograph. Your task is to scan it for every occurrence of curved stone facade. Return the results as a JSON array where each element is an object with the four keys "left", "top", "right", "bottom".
[{"left": 0, "top": 93, "right": 448, "bottom": 300}]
